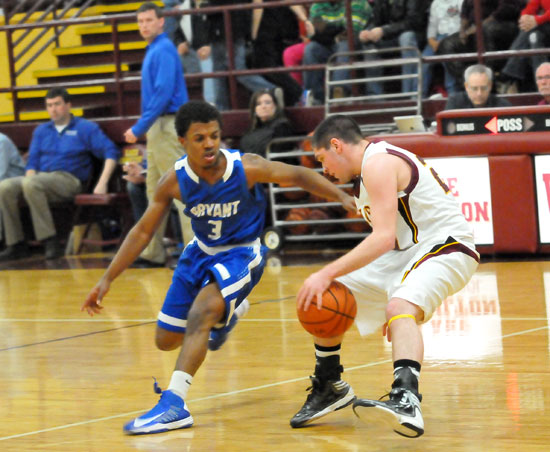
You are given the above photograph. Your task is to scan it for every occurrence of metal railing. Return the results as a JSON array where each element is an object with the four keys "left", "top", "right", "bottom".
[{"left": 0, "top": 0, "right": 549, "bottom": 123}]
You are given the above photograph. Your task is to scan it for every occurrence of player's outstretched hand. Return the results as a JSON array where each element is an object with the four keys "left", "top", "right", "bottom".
[
  {"left": 341, "top": 194, "right": 356, "bottom": 213},
  {"left": 81, "top": 280, "right": 110, "bottom": 316},
  {"left": 297, "top": 270, "right": 331, "bottom": 312}
]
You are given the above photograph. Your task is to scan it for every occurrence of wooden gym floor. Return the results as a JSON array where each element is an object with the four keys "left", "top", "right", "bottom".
[{"left": 1, "top": 248, "right": 550, "bottom": 451}]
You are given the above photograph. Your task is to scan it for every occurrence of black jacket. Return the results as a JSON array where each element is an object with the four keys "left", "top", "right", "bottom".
[
  {"left": 444, "top": 91, "right": 512, "bottom": 110},
  {"left": 371, "top": 0, "right": 431, "bottom": 49}
]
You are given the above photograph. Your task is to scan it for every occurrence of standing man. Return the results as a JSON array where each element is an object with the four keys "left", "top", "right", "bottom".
[
  {"left": 124, "top": 2, "right": 192, "bottom": 268},
  {"left": 0, "top": 87, "right": 120, "bottom": 261},
  {"left": 535, "top": 62, "right": 550, "bottom": 104},
  {"left": 444, "top": 64, "right": 511, "bottom": 110},
  {"left": 292, "top": 115, "right": 479, "bottom": 437},
  {"left": 82, "top": 101, "right": 355, "bottom": 435}
]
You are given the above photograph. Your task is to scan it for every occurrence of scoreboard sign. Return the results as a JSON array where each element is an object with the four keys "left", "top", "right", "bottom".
[{"left": 441, "top": 112, "right": 550, "bottom": 136}]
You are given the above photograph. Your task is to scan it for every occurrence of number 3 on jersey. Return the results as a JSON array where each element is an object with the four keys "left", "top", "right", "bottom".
[{"left": 208, "top": 220, "right": 222, "bottom": 240}]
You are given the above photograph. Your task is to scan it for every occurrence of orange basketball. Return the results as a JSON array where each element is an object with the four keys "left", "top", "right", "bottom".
[
  {"left": 285, "top": 208, "right": 311, "bottom": 235},
  {"left": 297, "top": 281, "right": 357, "bottom": 338}
]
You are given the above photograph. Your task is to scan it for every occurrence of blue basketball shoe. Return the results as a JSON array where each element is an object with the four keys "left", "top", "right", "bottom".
[
  {"left": 123, "top": 380, "right": 193, "bottom": 435},
  {"left": 208, "top": 299, "right": 249, "bottom": 351}
]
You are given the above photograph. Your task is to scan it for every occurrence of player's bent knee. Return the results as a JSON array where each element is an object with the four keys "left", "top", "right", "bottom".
[
  {"left": 385, "top": 298, "right": 423, "bottom": 322},
  {"left": 155, "top": 328, "right": 184, "bottom": 351}
]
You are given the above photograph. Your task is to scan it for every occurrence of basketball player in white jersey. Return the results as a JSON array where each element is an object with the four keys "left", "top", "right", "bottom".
[{"left": 292, "top": 115, "right": 479, "bottom": 437}]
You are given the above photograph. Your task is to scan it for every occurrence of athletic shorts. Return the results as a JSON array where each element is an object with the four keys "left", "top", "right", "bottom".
[
  {"left": 337, "top": 236, "right": 479, "bottom": 336},
  {"left": 157, "top": 238, "right": 267, "bottom": 333}
]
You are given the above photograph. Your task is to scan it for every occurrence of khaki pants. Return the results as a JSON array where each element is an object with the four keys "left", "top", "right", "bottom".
[
  {"left": 140, "top": 115, "right": 193, "bottom": 264},
  {"left": 0, "top": 172, "right": 81, "bottom": 246}
]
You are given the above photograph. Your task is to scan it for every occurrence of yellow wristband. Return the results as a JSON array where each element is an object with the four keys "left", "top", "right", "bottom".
[{"left": 387, "top": 314, "right": 416, "bottom": 330}]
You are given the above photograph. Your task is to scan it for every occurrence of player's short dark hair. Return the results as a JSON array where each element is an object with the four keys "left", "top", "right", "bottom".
[
  {"left": 137, "top": 2, "right": 162, "bottom": 17},
  {"left": 312, "top": 115, "right": 363, "bottom": 149},
  {"left": 175, "top": 101, "right": 223, "bottom": 137},
  {"left": 45, "top": 87, "right": 70, "bottom": 103}
]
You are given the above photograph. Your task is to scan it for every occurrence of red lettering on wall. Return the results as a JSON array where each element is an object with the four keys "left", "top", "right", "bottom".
[
  {"left": 447, "top": 177, "right": 459, "bottom": 196},
  {"left": 461, "top": 202, "right": 490, "bottom": 222},
  {"left": 543, "top": 173, "right": 550, "bottom": 210}
]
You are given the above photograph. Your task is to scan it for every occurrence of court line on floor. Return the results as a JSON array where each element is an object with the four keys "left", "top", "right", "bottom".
[
  {"left": 0, "top": 359, "right": 389, "bottom": 442},
  {"left": 0, "top": 322, "right": 154, "bottom": 352},
  {"left": 1, "top": 324, "right": 548, "bottom": 442}
]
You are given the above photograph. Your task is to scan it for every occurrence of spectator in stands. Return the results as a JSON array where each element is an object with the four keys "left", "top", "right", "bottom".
[
  {"left": 437, "top": 0, "right": 523, "bottom": 92},
  {"left": 249, "top": 0, "right": 309, "bottom": 107},
  {"left": 0, "top": 88, "right": 120, "bottom": 261},
  {"left": 207, "top": 0, "right": 278, "bottom": 110},
  {"left": 122, "top": 161, "right": 147, "bottom": 223},
  {"left": 444, "top": 64, "right": 511, "bottom": 109},
  {"left": 0, "top": 132, "right": 25, "bottom": 182},
  {"left": 535, "top": 61, "right": 550, "bottom": 104},
  {"left": 0, "top": 132, "right": 25, "bottom": 246},
  {"left": 239, "top": 89, "right": 294, "bottom": 157},
  {"left": 359, "top": 0, "right": 430, "bottom": 95},
  {"left": 172, "top": 0, "right": 216, "bottom": 105},
  {"left": 162, "top": 0, "right": 183, "bottom": 43},
  {"left": 498, "top": 0, "right": 550, "bottom": 94},
  {"left": 421, "top": 0, "right": 463, "bottom": 98},
  {"left": 304, "top": 0, "right": 372, "bottom": 105},
  {"left": 124, "top": 2, "right": 192, "bottom": 268}
]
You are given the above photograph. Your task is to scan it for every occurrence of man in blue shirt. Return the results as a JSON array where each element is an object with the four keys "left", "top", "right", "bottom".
[
  {"left": 0, "top": 88, "right": 120, "bottom": 261},
  {"left": 124, "top": 2, "right": 192, "bottom": 268}
]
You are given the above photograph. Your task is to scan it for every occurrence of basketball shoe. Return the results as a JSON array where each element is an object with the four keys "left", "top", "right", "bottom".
[
  {"left": 290, "top": 376, "right": 355, "bottom": 428},
  {"left": 353, "top": 388, "right": 424, "bottom": 438},
  {"left": 123, "top": 383, "right": 194, "bottom": 435},
  {"left": 208, "top": 299, "right": 249, "bottom": 351}
]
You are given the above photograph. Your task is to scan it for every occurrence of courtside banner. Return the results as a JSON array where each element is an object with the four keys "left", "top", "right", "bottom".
[
  {"left": 534, "top": 155, "right": 550, "bottom": 244},
  {"left": 425, "top": 157, "right": 493, "bottom": 245}
]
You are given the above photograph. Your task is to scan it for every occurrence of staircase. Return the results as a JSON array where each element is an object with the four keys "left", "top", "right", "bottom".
[{"left": 1, "top": 1, "right": 164, "bottom": 122}]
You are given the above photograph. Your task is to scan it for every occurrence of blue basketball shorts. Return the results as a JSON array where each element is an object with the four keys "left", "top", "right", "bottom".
[{"left": 157, "top": 238, "right": 267, "bottom": 333}]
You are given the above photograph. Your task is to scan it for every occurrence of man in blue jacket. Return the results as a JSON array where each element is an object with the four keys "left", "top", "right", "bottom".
[
  {"left": 0, "top": 88, "right": 120, "bottom": 261},
  {"left": 124, "top": 2, "right": 192, "bottom": 268}
]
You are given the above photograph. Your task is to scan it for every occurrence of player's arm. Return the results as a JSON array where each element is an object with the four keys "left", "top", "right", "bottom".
[
  {"left": 242, "top": 153, "right": 355, "bottom": 211},
  {"left": 297, "top": 154, "right": 400, "bottom": 310},
  {"left": 81, "top": 169, "right": 181, "bottom": 316}
]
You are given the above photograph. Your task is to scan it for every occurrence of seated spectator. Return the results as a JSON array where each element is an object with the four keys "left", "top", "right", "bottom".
[
  {"left": 444, "top": 64, "right": 512, "bottom": 109},
  {"left": 0, "top": 132, "right": 25, "bottom": 244},
  {"left": 421, "top": 0, "right": 463, "bottom": 98},
  {"left": 360, "top": 0, "right": 430, "bottom": 95},
  {"left": 498, "top": 0, "right": 550, "bottom": 94},
  {"left": 0, "top": 132, "right": 25, "bottom": 182},
  {"left": 208, "top": 0, "right": 278, "bottom": 111},
  {"left": 122, "top": 161, "right": 147, "bottom": 223},
  {"left": 172, "top": 0, "right": 216, "bottom": 105},
  {"left": 304, "top": 0, "right": 372, "bottom": 105},
  {"left": 239, "top": 89, "right": 294, "bottom": 157},
  {"left": 0, "top": 88, "right": 120, "bottom": 261},
  {"left": 249, "top": 0, "right": 310, "bottom": 107},
  {"left": 437, "top": 0, "right": 523, "bottom": 92},
  {"left": 536, "top": 62, "right": 550, "bottom": 104}
]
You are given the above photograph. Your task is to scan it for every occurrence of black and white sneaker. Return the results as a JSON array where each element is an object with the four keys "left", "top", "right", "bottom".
[
  {"left": 353, "top": 388, "right": 424, "bottom": 438},
  {"left": 290, "top": 376, "right": 355, "bottom": 428}
]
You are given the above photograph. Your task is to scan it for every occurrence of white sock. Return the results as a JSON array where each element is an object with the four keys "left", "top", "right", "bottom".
[
  {"left": 168, "top": 371, "right": 193, "bottom": 399},
  {"left": 235, "top": 299, "right": 250, "bottom": 319}
]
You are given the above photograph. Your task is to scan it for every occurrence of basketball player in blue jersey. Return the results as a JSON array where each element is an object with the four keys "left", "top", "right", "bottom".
[
  {"left": 291, "top": 115, "right": 479, "bottom": 437},
  {"left": 81, "top": 101, "right": 355, "bottom": 435}
]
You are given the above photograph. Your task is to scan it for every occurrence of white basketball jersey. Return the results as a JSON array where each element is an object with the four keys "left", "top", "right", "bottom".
[{"left": 355, "top": 141, "right": 474, "bottom": 250}]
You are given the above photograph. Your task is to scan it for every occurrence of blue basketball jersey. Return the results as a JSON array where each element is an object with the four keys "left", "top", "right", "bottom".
[{"left": 174, "top": 148, "right": 266, "bottom": 246}]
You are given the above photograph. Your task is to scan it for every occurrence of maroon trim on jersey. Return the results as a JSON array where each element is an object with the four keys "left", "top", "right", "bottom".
[
  {"left": 397, "top": 194, "right": 419, "bottom": 245},
  {"left": 401, "top": 236, "right": 480, "bottom": 282},
  {"left": 386, "top": 149, "right": 419, "bottom": 194}
]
